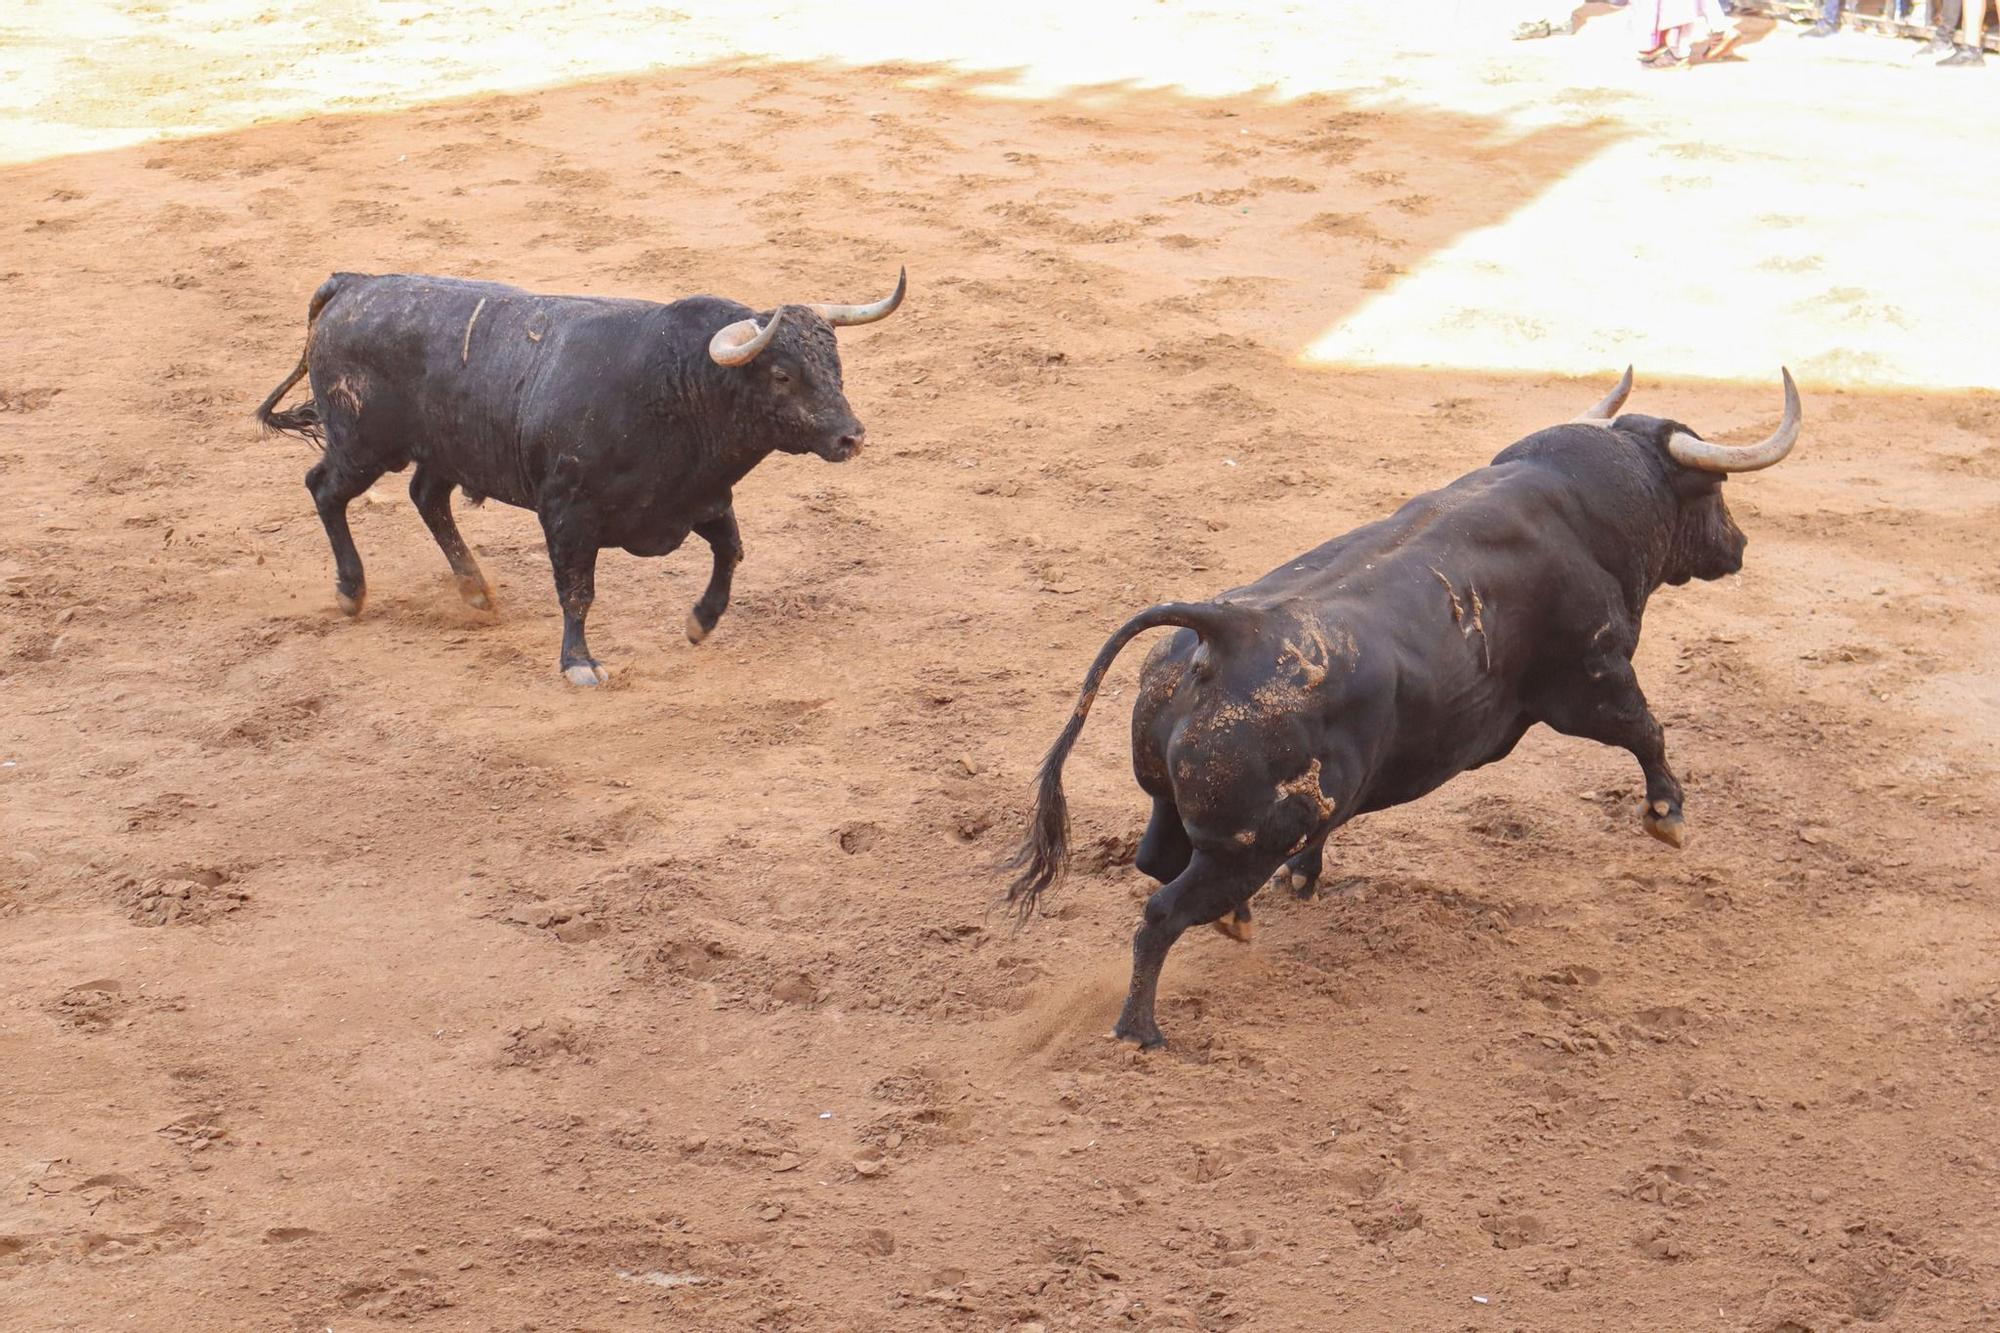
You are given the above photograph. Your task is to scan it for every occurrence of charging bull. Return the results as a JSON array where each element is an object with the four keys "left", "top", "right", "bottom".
[
  {"left": 255, "top": 267, "right": 906, "bottom": 684},
  {"left": 1007, "top": 369, "right": 1802, "bottom": 1048}
]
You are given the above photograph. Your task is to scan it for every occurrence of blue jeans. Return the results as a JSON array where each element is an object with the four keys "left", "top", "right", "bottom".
[{"left": 1825, "top": 0, "right": 1917, "bottom": 20}]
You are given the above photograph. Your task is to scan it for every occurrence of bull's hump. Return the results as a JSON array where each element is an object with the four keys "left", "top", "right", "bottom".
[{"left": 1239, "top": 462, "right": 1554, "bottom": 601}]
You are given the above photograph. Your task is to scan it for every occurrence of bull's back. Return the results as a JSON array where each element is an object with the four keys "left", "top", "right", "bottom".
[
  {"left": 305, "top": 274, "right": 662, "bottom": 506},
  {"left": 1233, "top": 466, "right": 1583, "bottom": 812}
]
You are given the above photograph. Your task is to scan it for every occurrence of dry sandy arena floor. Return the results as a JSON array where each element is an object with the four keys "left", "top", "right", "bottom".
[{"left": 3, "top": 2, "right": 1999, "bottom": 1329}]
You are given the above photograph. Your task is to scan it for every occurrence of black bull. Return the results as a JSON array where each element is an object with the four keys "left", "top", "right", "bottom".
[
  {"left": 255, "top": 267, "right": 905, "bottom": 685},
  {"left": 1007, "top": 370, "right": 1802, "bottom": 1049}
]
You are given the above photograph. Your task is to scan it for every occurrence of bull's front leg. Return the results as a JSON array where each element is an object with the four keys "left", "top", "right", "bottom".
[
  {"left": 1537, "top": 657, "right": 1686, "bottom": 847},
  {"left": 685, "top": 510, "right": 742, "bottom": 645},
  {"left": 540, "top": 506, "right": 607, "bottom": 687},
  {"left": 1264, "top": 841, "right": 1326, "bottom": 900}
]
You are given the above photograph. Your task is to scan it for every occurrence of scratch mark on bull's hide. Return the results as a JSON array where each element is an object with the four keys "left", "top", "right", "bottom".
[
  {"left": 329, "top": 374, "right": 364, "bottom": 414},
  {"left": 1430, "top": 565, "right": 1464, "bottom": 621},
  {"left": 1274, "top": 758, "right": 1335, "bottom": 823},
  {"left": 1466, "top": 585, "right": 1491, "bottom": 671},
  {"left": 1585, "top": 623, "right": 1615, "bottom": 680},
  {"left": 1432, "top": 566, "right": 1491, "bottom": 671},
  {"left": 1275, "top": 627, "right": 1330, "bottom": 689},
  {"left": 462, "top": 296, "right": 488, "bottom": 365}
]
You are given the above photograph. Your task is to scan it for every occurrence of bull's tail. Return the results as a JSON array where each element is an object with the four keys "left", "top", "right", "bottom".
[
  {"left": 254, "top": 274, "right": 347, "bottom": 446},
  {"left": 1004, "top": 601, "right": 1258, "bottom": 924}
]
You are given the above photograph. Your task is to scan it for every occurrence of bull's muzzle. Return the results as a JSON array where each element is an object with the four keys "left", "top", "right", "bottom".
[{"left": 816, "top": 426, "right": 866, "bottom": 461}]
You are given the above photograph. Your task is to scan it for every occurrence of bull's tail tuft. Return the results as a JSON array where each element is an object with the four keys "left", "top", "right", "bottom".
[
  {"left": 1003, "top": 600, "right": 1258, "bottom": 925},
  {"left": 255, "top": 381, "right": 322, "bottom": 445},
  {"left": 254, "top": 274, "right": 348, "bottom": 447}
]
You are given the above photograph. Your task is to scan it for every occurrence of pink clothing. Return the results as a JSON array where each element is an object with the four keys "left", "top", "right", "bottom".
[{"left": 1633, "top": 0, "right": 1730, "bottom": 48}]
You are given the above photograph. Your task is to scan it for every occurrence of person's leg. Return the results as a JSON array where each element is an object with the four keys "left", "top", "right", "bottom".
[
  {"left": 1943, "top": 0, "right": 1987, "bottom": 59},
  {"left": 1922, "top": 0, "right": 1960, "bottom": 52},
  {"left": 1807, "top": 0, "right": 1841, "bottom": 33},
  {"left": 1635, "top": 0, "right": 1666, "bottom": 53}
]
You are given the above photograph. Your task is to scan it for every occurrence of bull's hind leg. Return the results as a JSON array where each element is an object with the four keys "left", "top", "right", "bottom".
[
  {"left": 1136, "top": 799, "right": 1192, "bottom": 883},
  {"left": 1536, "top": 657, "right": 1686, "bottom": 848},
  {"left": 540, "top": 507, "right": 606, "bottom": 686},
  {"left": 306, "top": 458, "right": 384, "bottom": 616},
  {"left": 410, "top": 466, "right": 495, "bottom": 611},
  {"left": 1115, "top": 852, "right": 1274, "bottom": 1049},
  {"left": 684, "top": 511, "right": 742, "bottom": 645},
  {"left": 1135, "top": 800, "right": 1255, "bottom": 944}
]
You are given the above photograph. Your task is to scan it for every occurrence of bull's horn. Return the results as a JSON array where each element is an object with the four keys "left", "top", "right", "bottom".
[
  {"left": 1667, "top": 368, "right": 1801, "bottom": 473},
  {"left": 1574, "top": 365, "right": 1634, "bottom": 423},
  {"left": 809, "top": 266, "right": 907, "bottom": 327},
  {"left": 709, "top": 309, "right": 784, "bottom": 367}
]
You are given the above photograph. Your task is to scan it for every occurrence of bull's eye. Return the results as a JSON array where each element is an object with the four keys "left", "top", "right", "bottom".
[{"left": 771, "top": 367, "right": 791, "bottom": 385}]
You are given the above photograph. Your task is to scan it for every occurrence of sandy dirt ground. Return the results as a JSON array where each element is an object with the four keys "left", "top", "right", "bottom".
[{"left": 3, "top": 3, "right": 1999, "bottom": 1330}]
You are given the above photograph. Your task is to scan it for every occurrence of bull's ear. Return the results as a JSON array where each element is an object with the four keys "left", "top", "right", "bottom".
[{"left": 1669, "top": 466, "right": 1726, "bottom": 499}]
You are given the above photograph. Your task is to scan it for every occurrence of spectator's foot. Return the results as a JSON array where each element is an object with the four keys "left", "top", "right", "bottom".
[
  {"left": 1939, "top": 45, "right": 1986, "bottom": 65},
  {"left": 1916, "top": 33, "right": 1956, "bottom": 56},
  {"left": 1700, "top": 29, "right": 1743, "bottom": 61},
  {"left": 1636, "top": 42, "right": 1666, "bottom": 60},
  {"left": 1641, "top": 47, "right": 1688, "bottom": 68},
  {"left": 1802, "top": 22, "right": 1838, "bottom": 37},
  {"left": 1512, "top": 20, "right": 1553, "bottom": 39}
]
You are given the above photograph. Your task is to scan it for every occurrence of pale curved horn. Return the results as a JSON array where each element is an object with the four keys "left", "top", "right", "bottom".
[
  {"left": 1574, "top": 365, "right": 1634, "bottom": 423},
  {"left": 808, "top": 266, "right": 907, "bottom": 327},
  {"left": 708, "top": 309, "right": 784, "bottom": 367},
  {"left": 1668, "top": 369, "right": 1801, "bottom": 473}
]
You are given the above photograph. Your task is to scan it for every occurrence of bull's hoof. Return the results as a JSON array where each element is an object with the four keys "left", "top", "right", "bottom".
[
  {"left": 1110, "top": 1021, "right": 1166, "bottom": 1050},
  {"left": 456, "top": 575, "right": 496, "bottom": 612},
  {"left": 562, "top": 660, "right": 610, "bottom": 687},
  {"left": 1266, "top": 863, "right": 1318, "bottom": 899},
  {"left": 1644, "top": 800, "right": 1686, "bottom": 849},
  {"left": 685, "top": 609, "right": 714, "bottom": 645},
  {"left": 335, "top": 587, "right": 366, "bottom": 617},
  {"left": 1211, "top": 914, "right": 1256, "bottom": 945}
]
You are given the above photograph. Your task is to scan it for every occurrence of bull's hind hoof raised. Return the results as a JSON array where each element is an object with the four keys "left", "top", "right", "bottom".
[
  {"left": 685, "top": 609, "right": 716, "bottom": 645},
  {"left": 1644, "top": 801, "right": 1686, "bottom": 849},
  {"left": 562, "top": 660, "right": 609, "bottom": 687}
]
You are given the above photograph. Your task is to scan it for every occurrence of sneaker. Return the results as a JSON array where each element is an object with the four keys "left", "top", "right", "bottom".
[
  {"left": 1939, "top": 44, "right": 1987, "bottom": 64},
  {"left": 1512, "top": 20, "right": 1553, "bottom": 39},
  {"left": 1802, "top": 21, "right": 1838, "bottom": 37},
  {"left": 1916, "top": 33, "right": 1955, "bottom": 56}
]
